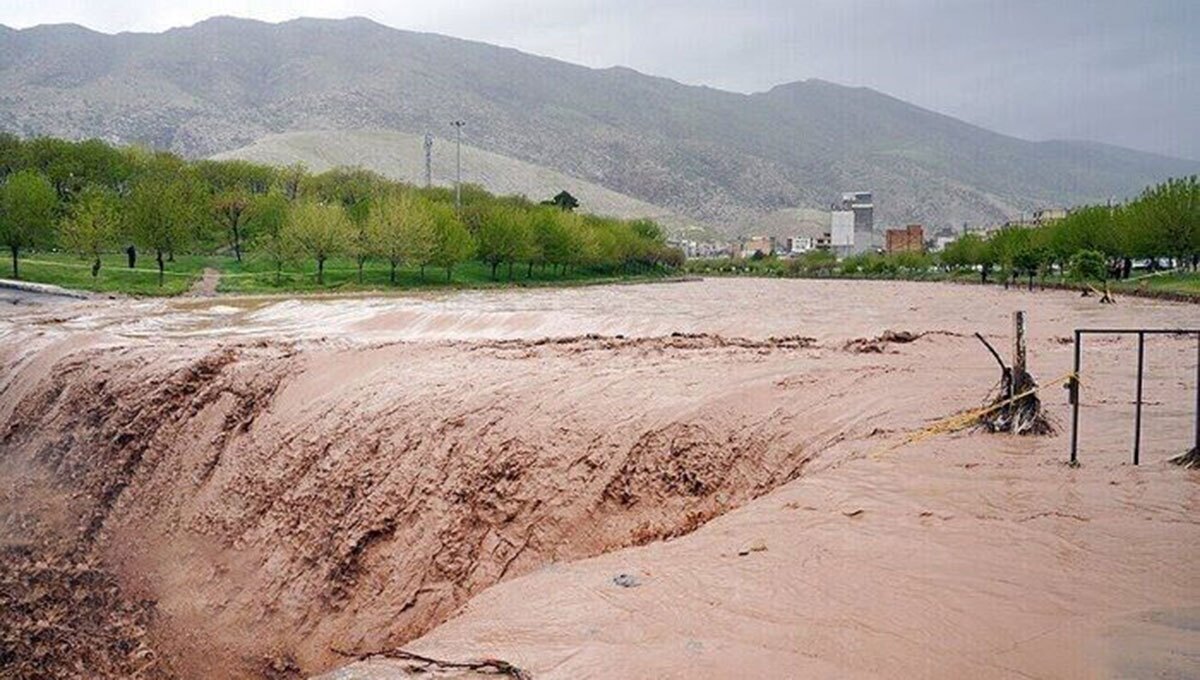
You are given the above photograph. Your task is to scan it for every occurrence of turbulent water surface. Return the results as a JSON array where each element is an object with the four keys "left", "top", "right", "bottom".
[{"left": 1, "top": 279, "right": 1197, "bottom": 679}]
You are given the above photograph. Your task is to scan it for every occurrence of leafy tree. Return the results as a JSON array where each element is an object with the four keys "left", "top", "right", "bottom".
[
  {"left": 213, "top": 188, "right": 252, "bottom": 262},
  {"left": 125, "top": 171, "right": 205, "bottom": 285},
  {"left": 369, "top": 190, "right": 426, "bottom": 284},
  {"left": 280, "top": 163, "right": 308, "bottom": 201},
  {"left": 59, "top": 185, "right": 119, "bottom": 277},
  {"left": 1069, "top": 249, "right": 1108, "bottom": 286},
  {"left": 1136, "top": 176, "right": 1199, "bottom": 268},
  {"left": 194, "top": 159, "right": 275, "bottom": 194},
  {"left": 247, "top": 193, "right": 290, "bottom": 284},
  {"left": 0, "top": 170, "right": 58, "bottom": 278},
  {"left": 543, "top": 190, "right": 580, "bottom": 212},
  {"left": 428, "top": 202, "right": 475, "bottom": 281},
  {"left": 531, "top": 206, "right": 574, "bottom": 275},
  {"left": 630, "top": 218, "right": 664, "bottom": 243},
  {"left": 306, "top": 168, "right": 382, "bottom": 282},
  {"left": 285, "top": 200, "right": 351, "bottom": 285},
  {"left": 477, "top": 205, "right": 533, "bottom": 280},
  {"left": 402, "top": 197, "right": 439, "bottom": 280}
]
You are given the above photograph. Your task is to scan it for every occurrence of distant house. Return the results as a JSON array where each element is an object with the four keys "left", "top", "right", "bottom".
[
  {"left": 786, "top": 236, "right": 817, "bottom": 255},
  {"left": 1033, "top": 207, "right": 1068, "bottom": 224},
  {"left": 1003, "top": 207, "right": 1070, "bottom": 229},
  {"left": 885, "top": 224, "right": 925, "bottom": 254},
  {"left": 740, "top": 235, "right": 776, "bottom": 258}
]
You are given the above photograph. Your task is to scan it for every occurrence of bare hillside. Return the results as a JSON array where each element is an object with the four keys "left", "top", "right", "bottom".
[
  {"left": 1, "top": 17, "right": 1196, "bottom": 233},
  {"left": 211, "top": 129, "right": 679, "bottom": 224}
]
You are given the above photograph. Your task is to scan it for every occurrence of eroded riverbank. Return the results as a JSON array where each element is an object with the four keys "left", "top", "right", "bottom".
[{"left": 1, "top": 279, "right": 1197, "bottom": 678}]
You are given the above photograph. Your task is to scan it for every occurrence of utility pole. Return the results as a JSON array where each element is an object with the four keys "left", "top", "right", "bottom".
[
  {"left": 423, "top": 133, "right": 433, "bottom": 189},
  {"left": 451, "top": 120, "right": 465, "bottom": 209}
]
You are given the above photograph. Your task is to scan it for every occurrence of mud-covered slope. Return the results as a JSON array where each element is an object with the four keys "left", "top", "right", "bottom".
[
  {"left": 2, "top": 278, "right": 1197, "bottom": 679},
  {"left": 1, "top": 328, "right": 894, "bottom": 677}
]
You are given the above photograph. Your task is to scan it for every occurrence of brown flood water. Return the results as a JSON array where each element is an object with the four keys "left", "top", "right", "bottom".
[{"left": 1, "top": 278, "right": 1198, "bottom": 679}]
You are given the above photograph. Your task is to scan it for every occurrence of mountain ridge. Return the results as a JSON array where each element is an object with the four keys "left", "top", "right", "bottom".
[{"left": 1, "top": 16, "right": 1195, "bottom": 235}]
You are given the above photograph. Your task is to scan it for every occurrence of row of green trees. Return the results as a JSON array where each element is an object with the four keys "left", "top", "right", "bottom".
[
  {"left": 941, "top": 176, "right": 1199, "bottom": 285},
  {"left": 0, "top": 134, "right": 680, "bottom": 285}
]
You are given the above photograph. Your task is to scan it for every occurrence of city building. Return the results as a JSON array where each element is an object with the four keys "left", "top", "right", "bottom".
[
  {"left": 830, "top": 210, "right": 855, "bottom": 258},
  {"left": 786, "top": 236, "right": 817, "bottom": 255},
  {"left": 1033, "top": 207, "right": 1068, "bottom": 223},
  {"left": 929, "top": 226, "right": 959, "bottom": 252},
  {"left": 666, "top": 239, "right": 735, "bottom": 259},
  {"left": 841, "top": 191, "right": 875, "bottom": 254},
  {"left": 885, "top": 224, "right": 925, "bottom": 254},
  {"left": 1003, "top": 207, "right": 1070, "bottom": 229},
  {"left": 841, "top": 192, "right": 874, "bottom": 231},
  {"left": 740, "top": 235, "right": 776, "bottom": 258}
]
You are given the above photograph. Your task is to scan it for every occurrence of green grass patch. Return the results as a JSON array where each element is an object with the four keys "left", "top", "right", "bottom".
[
  {"left": 215, "top": 255, "right": 666, "bottom": 295},
  {"left": 11, "top": 252, "right": 210, "bottom": 296},
  {"left": 8, "top": 251, "right": 670, "bottom": 297}
]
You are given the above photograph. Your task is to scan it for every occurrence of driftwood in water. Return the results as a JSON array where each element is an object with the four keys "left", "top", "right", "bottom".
[
  {"left": 1170, "top": 447, "right": 1200, "bottom": 469},
  {"left": 331, "top": 647, "right": 531, "bottom": 679},
  {"left": 1100, "top": 282, "right": 1116, "bottom": 304},
  {"left": 974, "top": 311, "right": 1053, "bottom": 435}
]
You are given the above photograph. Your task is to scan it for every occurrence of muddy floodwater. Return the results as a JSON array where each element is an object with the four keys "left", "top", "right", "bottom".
[{"left": 1, "top": 278, "right": 1198, "bottom": 679}]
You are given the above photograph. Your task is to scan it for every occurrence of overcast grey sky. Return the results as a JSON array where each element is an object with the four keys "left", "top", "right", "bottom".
[{"left": 2, "top": 0, "right": 1196, "bottom": 160}]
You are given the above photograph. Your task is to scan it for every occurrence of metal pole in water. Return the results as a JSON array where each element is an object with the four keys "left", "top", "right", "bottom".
[
  {"left": 1133, "top": 331, "right": 1145, "bottom": 465},
  {"left": 1070, "top": 330, "right": 1081, "bottom": 465}
]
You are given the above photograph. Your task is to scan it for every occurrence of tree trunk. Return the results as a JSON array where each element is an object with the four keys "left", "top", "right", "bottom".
[
  {"left": 232, "top": 226, "right": 242, "bottom": 263},
  {"left": 390, "top": 260, "right": 397, "bottom": 284},
  {"left": 490, "top": 261, "right": 498, "bottom": 280},
  {"left": 275, "top": 261, "right": 281, "bottom": 285},
  {"left": 357, "top": 257, "right": 364, "bottom": 284},
  {"left": 156, "top": 249, "right": 165, "bottom": 286},
  {"left": 420, "top": 264, "right": 426, "bottom": 281},
  {"left": 10, "top": 245, "right": 17, "bottom": 279},
  {"left": 528, "top": 262, "right": 534, "bottom": 278},
  {"left": 91, "top": 257, "right": 101, "bottom": 278},
  {"left": 446, "top": 266, "right": 452, "bottom": 281},
  {"left": 317, "top": 256, "right": 325, "bottom": 285}
]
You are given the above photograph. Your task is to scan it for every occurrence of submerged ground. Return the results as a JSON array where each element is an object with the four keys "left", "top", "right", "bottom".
[{"left": 1, "top": 279, "right": 1197, "bottom": 678}]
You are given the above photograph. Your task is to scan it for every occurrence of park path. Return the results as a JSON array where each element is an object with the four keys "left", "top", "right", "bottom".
[{"left": 184, "top": 267, "right": 221, "bottom": 297}]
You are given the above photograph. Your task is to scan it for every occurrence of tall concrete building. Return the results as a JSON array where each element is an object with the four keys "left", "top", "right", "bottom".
[
  {"left": 830, "top": 210, "right": 855, "bottom": 258},
  {"left": 841, "top": 191, "right": 874, "bottom": 232},
  {"left": 840, "top": 191, "right": 874, "bottom": 254}
]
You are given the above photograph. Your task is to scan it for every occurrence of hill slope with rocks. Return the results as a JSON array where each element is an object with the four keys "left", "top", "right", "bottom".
[
  {"left": 212, "top": 129, "right": 680, "bottom": 225},
  {"left": 1, "top": 16, "right": 1196, "bottom": 234}
]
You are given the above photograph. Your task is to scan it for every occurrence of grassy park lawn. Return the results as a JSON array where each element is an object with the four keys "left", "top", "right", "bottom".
[
  {"left": 7, "top": 251, "right": 669, "bottom": 297},
  {"left": 13, "top": 252, "right": 210, "bottom": 296},
  {"left": 215, "top": 256, "right": 660, "bottom": 295}
]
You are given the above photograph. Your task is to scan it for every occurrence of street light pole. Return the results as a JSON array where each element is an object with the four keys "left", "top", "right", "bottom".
[
  {"left": 423, "top": 133, "right": 433, "bottom": 189},
  {"left": 451, "top": 120, "right": 465, "bottom": 209}
]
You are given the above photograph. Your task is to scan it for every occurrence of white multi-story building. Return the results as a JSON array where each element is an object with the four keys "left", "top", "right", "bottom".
[{"left": 830, "top": 210, "right": 855, "bottom": 258}]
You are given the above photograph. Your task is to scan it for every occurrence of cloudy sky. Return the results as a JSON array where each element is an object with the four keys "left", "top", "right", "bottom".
[{"left": 2, "top": 0, "right": 1196, "bottom": 160}]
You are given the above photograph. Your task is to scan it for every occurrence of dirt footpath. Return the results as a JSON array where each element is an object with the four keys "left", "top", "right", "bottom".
[{"left": 0, "top": 279, "right": 1197, "bottom": 678}]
